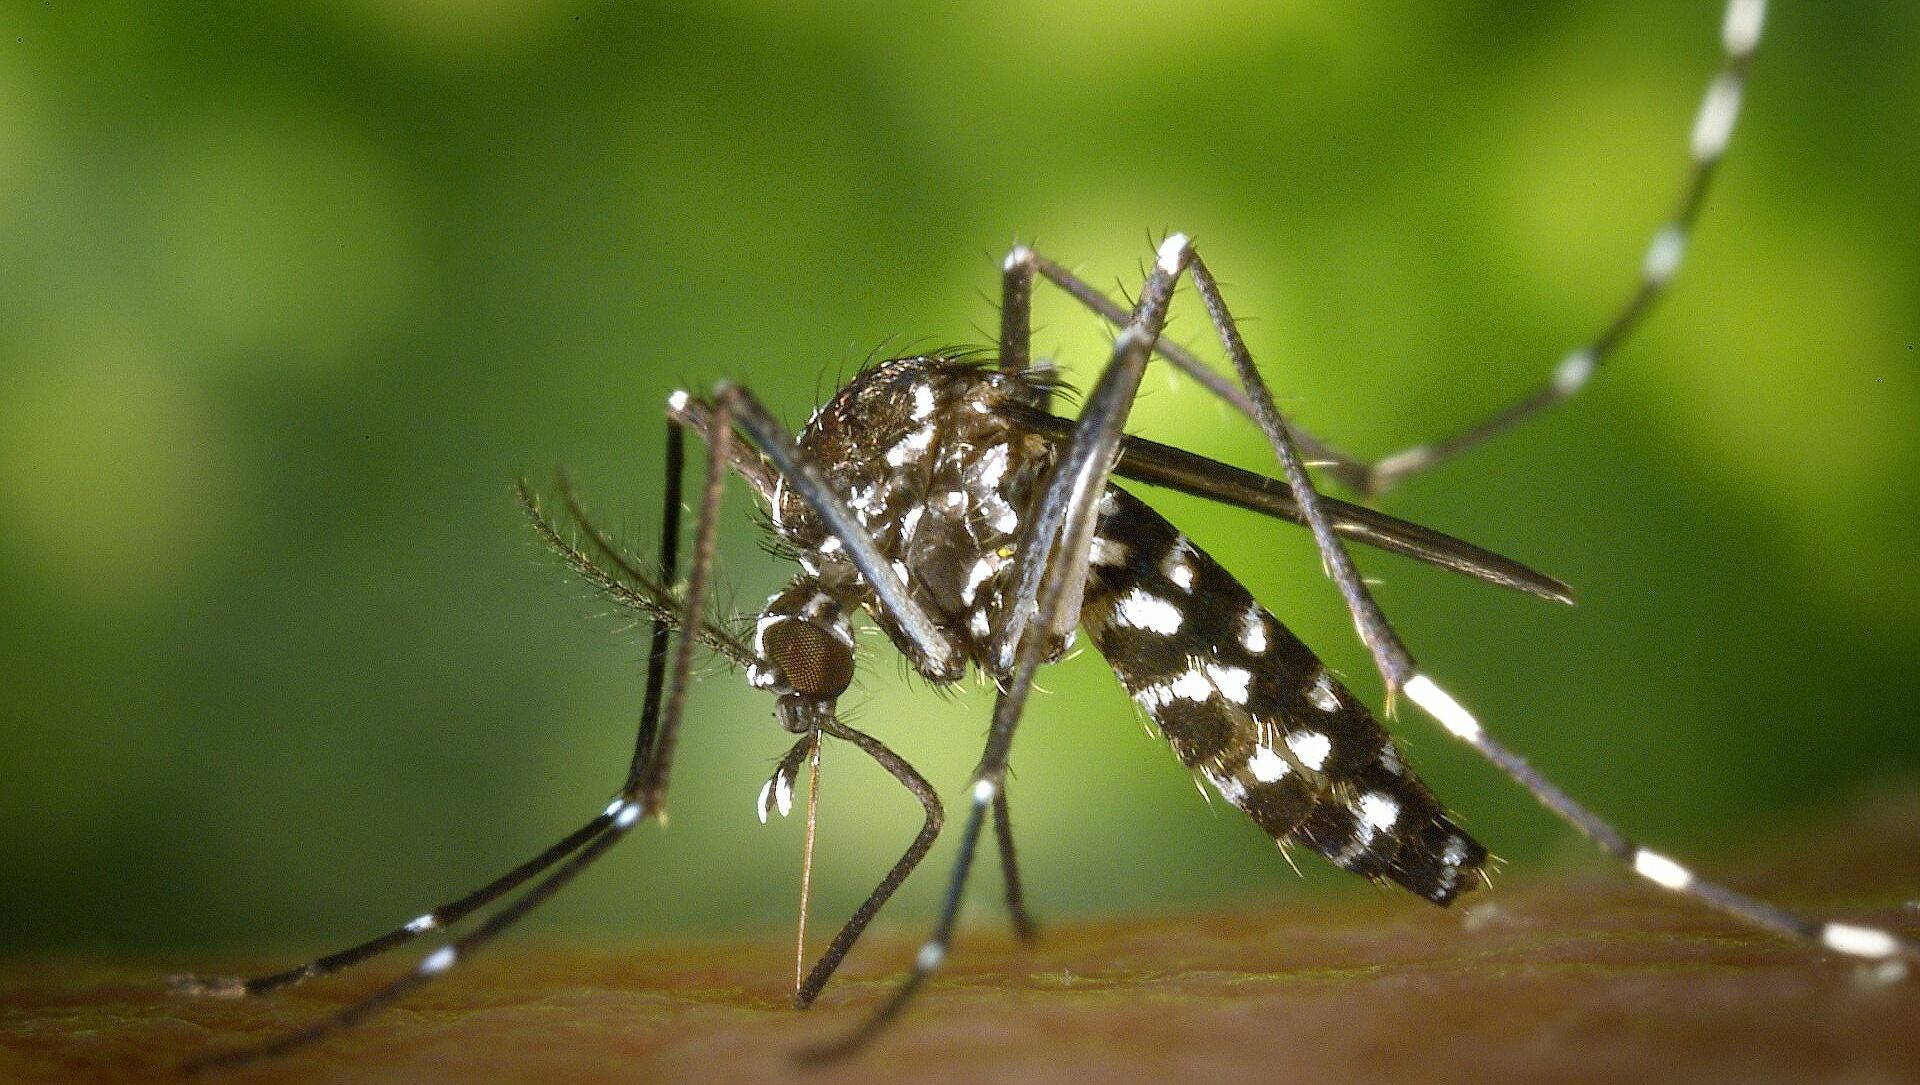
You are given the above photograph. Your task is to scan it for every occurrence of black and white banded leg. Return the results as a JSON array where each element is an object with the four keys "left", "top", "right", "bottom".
[
  {"left": 168, "top": 427, "right": 699, "bottom": 1020},
  {"left": 1397, "top": 675, "right": 1920, "bottom": 970},
  {"left": 176, "top": 402, "right": 738, "bottom": 1072},
  {"left": 1345, "top": 0, "right": 1770, "bottom": 495},
  {"left": 1023, "top": 0, "right": 1769, "bottom": 498}
]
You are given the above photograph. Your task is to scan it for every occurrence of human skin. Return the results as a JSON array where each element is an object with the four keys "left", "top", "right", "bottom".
[{"left": 7, "top": 795, "right": 1919, "bottom": 1085}]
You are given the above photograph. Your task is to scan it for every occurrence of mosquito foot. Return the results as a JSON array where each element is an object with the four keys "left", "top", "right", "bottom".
[{"left": 169, "top": 973, "right": 249, "bottom": 998}]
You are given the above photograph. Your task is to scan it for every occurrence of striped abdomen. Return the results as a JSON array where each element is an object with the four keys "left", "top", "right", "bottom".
[{"left": 1081, "top": 486, "right": 1487, "bottom": 904}]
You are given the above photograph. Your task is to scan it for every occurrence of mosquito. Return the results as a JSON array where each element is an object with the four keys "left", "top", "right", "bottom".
[{"left": 173, "top": 0, "right": 1916, "bottom": 1070}]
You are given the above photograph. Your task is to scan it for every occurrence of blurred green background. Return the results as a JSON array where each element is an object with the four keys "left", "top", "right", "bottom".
[{"left": 2, "top": 1, "right": 1916, "bottom": 958}]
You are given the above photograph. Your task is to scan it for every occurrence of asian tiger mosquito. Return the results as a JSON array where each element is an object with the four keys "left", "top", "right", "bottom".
[{"left": 172, "top": 0, "right": 1918, "bottom": 1070}]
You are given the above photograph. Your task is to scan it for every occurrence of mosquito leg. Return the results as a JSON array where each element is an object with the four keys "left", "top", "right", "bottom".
[
  {"left": 168, "top": 813, "right": 620, "bottom": 1001},
  {"left": 806, "top": 235, "right": 1196, "bottom": 1062},
  {"left": 183, "top": 800, "right": 646, "bottom": 1074},
  {"left": 1396, "top": 673, "right": 1920, "bottom": 969},
  {"left": 181, "top": 394, "right": 738, "bottom": 1072},
  {"left": 565, "top": 421, "right": 684, "bottom": 781},
  {"left": 694, "top": 375, "right": 989, "bottom": 1009},
  {"left": 1355, "top": 0, "right": 1766, "bottom": 494},
  {"left": 794, "top": 720, "right": 944, "bottom": 1008},
  {"left": 1185, "top": 248, "right": 1417, "bottom": 698},
  {"left": 635, "top": 392, "right": 735, "bottom": 810},
  {"left": 994, "top": 235, "right": 1192, "bottom": 668},
  {"left": 1000, "top": 242, "right": 1066, "bottom": 417},
  {"left": 1048, "top": 223, "right": 1909, "bottom": 974},
  {"left": 999, "top": 244, "right": 1036, "bottom": 377},
  {"left": 992, "top": 786, "right": 1040, "bottom": 944},
  {"left": 684, "top": 377, "right": 1043, "bottom": 1010},
  {"left": 172, "top": 424, "right": 696, "bottom": 1006},
  {"left": 799, "top": 782, "right": 987, "bottom": 1064},
  {"left": 969, "top": 239, "right": 1052, "bottom": 935},
  {"left": 1030, "top": 0, "right": 1766, "bottom": 498},
  {"left": 1027, "top": 251, "right": 1359, "bottom": 475},
  {"left": 667, "top": 389, "right": 778, "bottom": 501}
]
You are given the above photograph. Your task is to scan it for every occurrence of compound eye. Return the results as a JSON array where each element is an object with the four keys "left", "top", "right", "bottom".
[{"left": 761, "top": 619, "right": 854, "bottom": 699}]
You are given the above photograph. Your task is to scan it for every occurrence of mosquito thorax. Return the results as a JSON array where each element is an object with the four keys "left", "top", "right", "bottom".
[{"left": 770, "top": 355, "right": 1062, "bottom": 682}]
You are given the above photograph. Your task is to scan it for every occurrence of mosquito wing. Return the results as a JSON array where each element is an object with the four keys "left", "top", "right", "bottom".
[{"left": 1003, "top": 403, "right": 1573, "bottom": 605}]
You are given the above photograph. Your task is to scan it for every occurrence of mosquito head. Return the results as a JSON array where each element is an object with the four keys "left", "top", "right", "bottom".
[
  {"left": 749, "top": 583, "right": 858, "bottom": 734},
  {"left": 763, "top": 616, "right": 855, "bottom": 700},
  {"left": 763, "top": 617, "right": 850, "bottom": 734}
]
